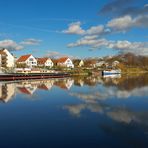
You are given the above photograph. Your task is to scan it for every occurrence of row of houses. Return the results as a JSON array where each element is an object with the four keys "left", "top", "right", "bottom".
[
  {"left": 16, "top": 54, "right": 75, "bottom": 68},
  {"left": 0, "top": 48, "right": 119, "bottom": 70},
  {"left": 0, "top": 49, "right": 77, "bottom": 69}
]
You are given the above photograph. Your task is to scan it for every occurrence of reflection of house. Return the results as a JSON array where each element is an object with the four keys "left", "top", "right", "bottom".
[
  {"left": 0, "top": 83, "right": 16, "bottom": 103},
  {"left": 38, "top": 81, "right": 53, "bottom": 90},
  {"left": 0, "top": 49, "right": 15, "bottom": 68},
  {"left": 37, "top": 57, "right": 53, "bottom": 68},
  {"left": 17, "top": 85, "right": 37, "bottom": 95},
  {"left": 73, "top": 59, "right": 84, "bottom": 67},
  {"left": 54, "top": 78, "right": 74, "bottom": 90},
  {"left": 17, "top": 54, "right": 37, "bottom": 68},
  {"left": 56, "top": 57, "right": 74, "bottom": 68}
]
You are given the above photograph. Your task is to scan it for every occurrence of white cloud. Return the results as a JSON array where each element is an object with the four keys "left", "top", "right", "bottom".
[
  {"left": 107, "top": 14, "right": 148, "bottom": 32},
  {"left": 0, "top": 39, "right": 23, "bottom": 51},
  {"left": 107, "top": 15, "right": 133, "bottom": 32},
  {"left": 63, "top": 22, "right": 110, "bottom": 36},
  {"left": 67, "top": 35, "right": 148, "bottom": 56},
  {"left": 62, "top": 21, "right": 85, "bottom": 35},
  {"left": 20, "top": 38, "right": 42, "bottom": 45},
  {"left": 67, "top": 35, "right": 108, "bottom": 48},
  {"left": 86, "top": 25, "right": 105, "bottom": 35},
  {"left": 108, "top": 40, "right": 148, "bottom": 55}
]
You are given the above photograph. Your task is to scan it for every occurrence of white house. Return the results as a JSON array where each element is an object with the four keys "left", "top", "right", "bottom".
[
  {"left": 112, "top": 61, "right": 120, "bottom": 67},
  {"left": 0, "top": 48, "right": 15, "bottom": 68},
  {"left": 56, "top": 57, "right": 74, "bottom": 68},
  {"left": 37, "top": 57, "right": 53, "bottom": 68},
  {"left": 17, "top": 54, "right": 37, "bottom": 68},
  {"left": 73, "top": 59, "right": 84, "bottom": 67}
]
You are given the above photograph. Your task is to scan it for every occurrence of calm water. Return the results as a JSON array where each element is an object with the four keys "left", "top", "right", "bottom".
[{"left": 0, "top": 74, "right": 148, "bottom": 148}]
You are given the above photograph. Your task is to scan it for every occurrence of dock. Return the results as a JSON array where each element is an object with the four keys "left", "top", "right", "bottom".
[{"left": 0, "top": 73, "right": 70, "bottom": 81}]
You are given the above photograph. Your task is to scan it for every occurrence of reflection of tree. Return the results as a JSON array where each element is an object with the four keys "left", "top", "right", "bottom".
[{"left": 103, "top": 74, "right": 148, "bottom": 91}]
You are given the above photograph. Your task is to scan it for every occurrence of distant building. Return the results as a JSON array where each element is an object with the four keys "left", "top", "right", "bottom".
[
  {"left": 37, "top": 57, "right": 53, "bottom": 68},
  {"left": 73, "top": 59, "right": 84, "bottom": 67},
  {"left": 112, "top": 61, "right": 120, "bottom": 67},
  {"left": 16, "top": 54, "right": 37, "bottom": 68},
  {"left": 56, "top": 57, "right": 74, "bottom": 68},
  {"left": 95, "top": 61, "right": 106, "bottom": 67},
  {"left": 0, "top": 48, "right": 15, "bottom": 68}
]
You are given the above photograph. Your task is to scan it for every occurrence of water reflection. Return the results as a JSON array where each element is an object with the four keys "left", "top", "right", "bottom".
[
  {"left": 0, "top": 74, "right": 148, "bottom": 147},
  {"left": 0, "top": 74, "right": 148, "bottom": 102}
]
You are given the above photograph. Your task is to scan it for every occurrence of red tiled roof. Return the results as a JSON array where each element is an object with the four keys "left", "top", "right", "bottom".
[
  {"left": 17, "top": 54, "right": 32, "bottom": 62},
  {"left": 37, "top": 57, "right": 49, "bottom": 64},
  {"left": 56, "top": 57, "right": 69, "bottom": 63}
]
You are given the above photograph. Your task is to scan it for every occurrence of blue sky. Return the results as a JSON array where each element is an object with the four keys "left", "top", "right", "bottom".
[{"left": 0, "top": 0, "right": 147, "bottom": 58}]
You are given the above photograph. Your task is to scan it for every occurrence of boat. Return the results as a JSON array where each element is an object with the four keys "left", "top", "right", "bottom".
[{"left": 102, "top": 69, "right": 121, "bottom": 75}]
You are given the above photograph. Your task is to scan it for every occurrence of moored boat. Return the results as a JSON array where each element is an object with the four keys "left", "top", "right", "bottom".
[{"left": 102, "top": 69, "right": 121, "bottom": 75}]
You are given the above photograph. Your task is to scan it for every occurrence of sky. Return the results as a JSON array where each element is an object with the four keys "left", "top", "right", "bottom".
[{"left": 0, "top": 0, "right": 147, "bottom": 58}]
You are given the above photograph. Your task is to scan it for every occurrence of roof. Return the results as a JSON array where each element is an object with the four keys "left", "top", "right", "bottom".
[
  {"left": 56, "top": 57, "right": 69, "bottom": 63},
  {"left": 37, "top": 57, "right": 49, "bottom": 64},
  {"left": 17, "top": 54, "right": 32, "bottom": 62}
]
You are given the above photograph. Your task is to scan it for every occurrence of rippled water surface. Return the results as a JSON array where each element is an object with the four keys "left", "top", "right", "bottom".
[{"left": 0, "top": 74, "right": 148, "bottom": 148}]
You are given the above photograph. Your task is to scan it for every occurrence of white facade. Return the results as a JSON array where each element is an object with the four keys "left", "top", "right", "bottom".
[
  {"left": 58, "top": 58, "right": 74, "bottom": 68},
  {"left": 18, "top": 55, "right": 37, "bottom": 68},
  {"left": 37, "top": 58, "right": 54, "bottom": 68},
  {"left": 26, "top": 55, "right": 37, "bottom": 67},
  {"left": 44, "top": 59, "right": 53, "bottom": 67},
  {"left": 0, "top": 49, "right": 15, "bottom": 68}
]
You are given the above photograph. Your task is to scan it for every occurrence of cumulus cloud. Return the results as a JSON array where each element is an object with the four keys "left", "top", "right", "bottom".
[
  {"left": 67, "top": 35, "right": 148, "bottom": 56},
  {"left": 112, "top": 41, "right": 148, "bottom": 55},
  {"left": 0, "top": 39, "right": 23, "bottom": 50},
  {"left": 107, "top": 14, "right": 148, "bottom": 32},
  {"left": 62, "top": 21, "right": 110, "bottom": 36},
  {"left": 67, "top": 35, "right": 108, "bottom": 48},
  {"left": 107, "top": 15, "right": 133, "bottom": 32},
  {"left": 20, "top": 38, "right": 42, "bottom": 45},
  {"left": 86, "top": 25, "right": 106, "bottom": 35},
  {"left": 62, "top": 21, "right": 85, "bottom": 35}
]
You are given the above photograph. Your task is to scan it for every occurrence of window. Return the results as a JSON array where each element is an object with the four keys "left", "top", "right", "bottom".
[{"left": 29, "top": 58, "right": 34, "bottom": 61}]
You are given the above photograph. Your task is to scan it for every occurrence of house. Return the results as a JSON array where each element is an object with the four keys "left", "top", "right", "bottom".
[
  {"left": 112, "top": 61, "right": 120, "bottom": 67},
  {"left": 95, "top": 61, "right": 106, "bottom": 67},
  {"left": 56, "top": 57, "right": 74, "bottom": 68},
  {"left": 17, "top": 54, "right": 37, "bottom": 68},
  {"left": 73, "top": 59, "right": 84, "bottom": 67},
  {"left": 0, "top": 48, "right": 15, "bottom": 68},
  {"left": 37, "top": 57, "right": 53, "bottom": 68}
]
